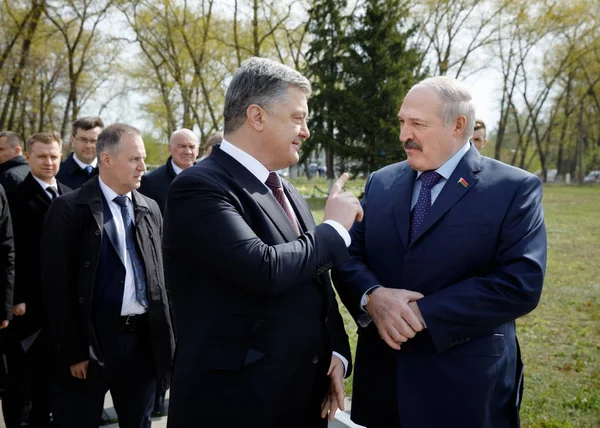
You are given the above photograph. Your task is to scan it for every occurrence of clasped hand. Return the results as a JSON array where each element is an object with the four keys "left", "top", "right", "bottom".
[{"left": 366, "top": 287, "right": 425, "bottom": 350}]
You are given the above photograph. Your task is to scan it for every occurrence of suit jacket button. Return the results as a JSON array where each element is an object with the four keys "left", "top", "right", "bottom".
[
  {"left": 94, "top": 230, "right": 100, "bottom": 236},
  {"left": 311, "top": 356, "right": 319, "bottom": 364},
  {"left": 84, "top": 261, "right": 90, "bottom": 267},
  {"left": 78, "top": 298, "right": 84, "bottom": 304}
]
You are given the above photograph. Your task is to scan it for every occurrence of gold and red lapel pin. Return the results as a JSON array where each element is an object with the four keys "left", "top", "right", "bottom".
[{"left": 458, "top": 177, "right": 469, "bottom": 188}]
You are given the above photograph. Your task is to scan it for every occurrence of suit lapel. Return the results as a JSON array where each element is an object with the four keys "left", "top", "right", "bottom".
[
  {"left": 24, "top": 174, "right": 53, "bottom": 208},
  {"left": 410, "top": 147, "right": 482, "bottom": 245},
  {"left": 212, "top": 147, "right": 299, "bottom": 242},
  {"left": 391, "top": 164, "right": 417, "bottom": 248},
  {"left": 101, "top": 196, "right": 126, "bottom": 266}
]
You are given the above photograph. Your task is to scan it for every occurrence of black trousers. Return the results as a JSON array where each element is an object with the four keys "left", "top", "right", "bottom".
[
  {"left": 2, "top": 330, "right": 50, "bottom": 428},
  {"left": 50, "top": 327, "right": 157, "bottom": 428}
]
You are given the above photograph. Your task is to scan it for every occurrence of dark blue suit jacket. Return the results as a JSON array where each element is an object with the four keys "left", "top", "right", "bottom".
[{"left": 332, "top": 146, "right": 547, "bottom": 428}]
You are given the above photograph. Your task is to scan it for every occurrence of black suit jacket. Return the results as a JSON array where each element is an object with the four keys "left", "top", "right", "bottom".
[
  {"left": 0, "top": 184, "right": 15, "bottom": 322},
  {"left": 7, "top": 173, "right": 71, "bottom": 340},
  {"left": 138, "top": 156, "right": 177, "bottom": 213},
  {"left": 163, "top": 146, "right": 352, "bottom": 428},
  {"left": 40, "top": 176, "right": 175, "bottom": 387},
  {"left": 55, "top": 153, "right": 97, "bottom": 190},
  {"left": 0, "top": 156, "right": 30, "bottom": 192}
]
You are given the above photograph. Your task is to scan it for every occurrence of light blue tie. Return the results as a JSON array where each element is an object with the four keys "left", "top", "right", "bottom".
[{"left": 113, "top": 196, "right": 148, "bottom": 307}]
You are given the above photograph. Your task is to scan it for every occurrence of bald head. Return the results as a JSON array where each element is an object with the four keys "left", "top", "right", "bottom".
[{"left": 169, "top": 129, "right": 199, "bottom": 169}]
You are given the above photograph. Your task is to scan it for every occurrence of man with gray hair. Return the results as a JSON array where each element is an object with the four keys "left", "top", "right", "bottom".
[
  {"left": 41, "top": 124, "right": 175, "bottom": 428},
  {"left": 0, "top": 131, "right": 30, "bottom": 191},
  {"left": 332, "top": 76, "right": 547, "bottom": 428},
  {"left": 139, "top": 128, "right": 199, "bottom": 214},
  {"left": 164, "top": 57, "right": 362, "bottom": 428}
]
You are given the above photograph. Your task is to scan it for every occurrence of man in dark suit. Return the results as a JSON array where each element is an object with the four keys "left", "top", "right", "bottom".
[
  {"left": 163, "top": 57, "right": 363, "bottom": 428},
  {"left": 331, "top": 76, "right": 547, "bottom": 428},
  {"left": 0, "top": 132, "right": 30, "bottom": 191},
  {"left": 0, "top": 184, "right": 14, "bottom": 328},
  {"left": 139, "top": 128, "right": 199, "bottom": 213},
  {"left": 41, "top": 124, "right": 175, "bottom": 428},
  {"left": 56, "top": 116, "right": 104, "bottom": 189},
  {"left": 4, "top": 132, "right": 71, "bottom": 428}
]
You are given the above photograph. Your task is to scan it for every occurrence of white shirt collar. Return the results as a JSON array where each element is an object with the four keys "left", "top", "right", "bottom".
[
  {"left": 98, "top": 176, "right": 132, "bottom": 203},
  {"left": 73, "top": 153, "right": 98, "bottom": 169},
  {"left": 219, "top": 139, "right": 270, "bottom": 184},
  {"left": 417, "top": 140, "right": 471, "bottom": 180},
  {"left": 32, "top": 174, "right": 57, "bottom": 190},
  {"left": 170, "top": 159, "right": 183, "bottom": 175}
]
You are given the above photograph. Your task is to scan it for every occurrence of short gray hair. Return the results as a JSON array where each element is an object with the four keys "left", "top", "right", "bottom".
[
  {"left": 223, "top": 57, "right": 312, "bottom": 134},
  {"left": 413, "top": 76, "right": 475, "bottom": 139},
  {"left": 0, "top": 131, "right": 24, "bottom": 149},
  {"left": 97, "top": 123, "right": 141, "bottom": 156}
]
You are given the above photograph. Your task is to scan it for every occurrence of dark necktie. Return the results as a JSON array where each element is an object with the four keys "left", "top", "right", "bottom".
[
  {"left": 265, "top": 172, "right": 301, "bottom": 236},
  {"left": 113, "top": 196, "right": 148, "bottom": 307},
  {"left": 83, "top": 165, "right": 93, "bottom": 176},
  {"left": 409, "top": 171, "right": 443, "bottom": 243},
  {"left": 47, "top": 186, "right": 58, "bottom": 200}
]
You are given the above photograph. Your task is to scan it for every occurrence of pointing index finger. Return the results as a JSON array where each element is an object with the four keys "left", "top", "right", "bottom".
[{"left": 331, "top": 172, "right": 349, "bottom": 196}]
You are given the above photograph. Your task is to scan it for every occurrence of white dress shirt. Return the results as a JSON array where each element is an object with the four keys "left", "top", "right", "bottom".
[
  {"left": 73, "top": 153, "right": 98, "bottom": 169},
  {"left": 171, "top": 159, "right": 183, "bottom": 175},
  {"left": 219, "top": 140, "right": 349, "bottom": 373},
  {"left": 98, "top": 177, "right": 147, "bottom": 315},
  {"left": 32, "top": 175, "right": 59, "bottom": 200}
]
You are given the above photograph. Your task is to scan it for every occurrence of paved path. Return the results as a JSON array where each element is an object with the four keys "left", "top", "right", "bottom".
[{"left": 102, "top": 394, "right": 365, "bottom": 428}]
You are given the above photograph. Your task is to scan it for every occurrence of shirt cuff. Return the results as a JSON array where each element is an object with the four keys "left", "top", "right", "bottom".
[
  {"left": 332, "top": 351, "right": 349, "bottom": 377},
  {"left": 323, "top": 220, "right": 351, "bottom": 247}
]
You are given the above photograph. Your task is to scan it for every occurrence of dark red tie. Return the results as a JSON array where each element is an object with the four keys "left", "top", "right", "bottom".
[{"left": 265, "top": 172, "right": 301, "bottom": 236}]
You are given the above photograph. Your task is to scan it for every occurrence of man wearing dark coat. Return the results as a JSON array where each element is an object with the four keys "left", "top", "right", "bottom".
[
  {"left": 164, "top": 58, "right": 363, "bottom": 428},
  {"left": 56, "top": 116, "right": 104, "bottom": 190},
  {"left": 0, "top": 183, "right": 14, "bottom": 327},
  {"left": 41, "top": 124, "right": 175, "bottom": 428},
  {"left": 0, "top": 132, "right": 30, "bottom": 192},
  {"left": 4, "top": 132, "right": 71, "bottom": 428},
  {"left": 139, "top": 128, "right": 199, "bottom": 213}
]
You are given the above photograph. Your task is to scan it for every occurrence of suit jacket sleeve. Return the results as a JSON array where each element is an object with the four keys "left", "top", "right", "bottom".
[
  {"left": 164, "top": 173, "right": 349, "bottom": 297},
  {"left": 418, "top": 174, "right": 546, "bottom": 352},
  {"left": 332, "top": 174, "right": 384, "bottom": 321},
  {"left": 0, "top": 186, "right": 15, "bottom": 321},
  {"left": 40, "top": 196, "right": 89, "bottom": 365}
]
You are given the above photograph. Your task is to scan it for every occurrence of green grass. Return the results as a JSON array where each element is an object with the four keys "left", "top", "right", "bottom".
[{"left": 299, "top": 181, "right": 600, "bottom": 427}]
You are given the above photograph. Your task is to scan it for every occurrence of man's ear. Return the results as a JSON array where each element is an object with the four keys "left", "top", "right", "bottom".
[
  {"left": 454, "top": 116, "right": 467, "bottom": 137},
  {"left": 99, "top": 151, "right": 111, "bottom": 167},
  {"left": 247, "top": 104, "right": 265, "bottom": 131}
]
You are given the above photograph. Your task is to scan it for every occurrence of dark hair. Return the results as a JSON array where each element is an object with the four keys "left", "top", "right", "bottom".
[
  {"left": 223, "top": 57, "right": 311, "bottom": 134},
  {"left": 97, "top": 123, "right": 141, "bottom": 156},
  {"left": 474, "top": 119, "right": 487, "bottom": 136},
  {"left": 71, "top": 116, "right": 104, "bottom": 137},
  {"left": 0, "top": 131, "right": 24, "bottom": 149},
  {"left": 26, "top": 131, "right": 62, "bottom": 151}
]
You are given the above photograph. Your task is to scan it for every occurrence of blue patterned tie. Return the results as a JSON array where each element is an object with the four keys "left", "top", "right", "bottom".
[
  {"left": 113, "top": 196, "right": 148, "bottom": 307},
  {"left": 409, "top": 171, "right": 443, "bottom": 243}
]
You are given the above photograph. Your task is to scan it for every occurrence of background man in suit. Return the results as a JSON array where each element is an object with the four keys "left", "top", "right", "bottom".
[
  {"left": 472, "top": 119, "right": 488, "bottom": 151},
  {"left": 56, "top": 116, "right": 104, "bottom": 189},
  {"left": 0, "top": 132, "right": 30, "bottom": 191},
  {"left": 139, "top": 128, "right": 199, "bottom": 213},
  {"left": 163, "top": 57, "right": 363, "bottom": 428},
  {"left": 4, "top": 131, "right": 71, "bottom": 428},
  {"left": 41, "top": 124, "right": 175, "bottom": 428},
  {"left": 332, "top": 76, "right": 547, "bottom": 428}
]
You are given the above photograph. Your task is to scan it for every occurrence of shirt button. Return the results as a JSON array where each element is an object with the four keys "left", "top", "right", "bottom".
[{"left": 311, "top": 356, "right": 319, "bottom": 365}]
